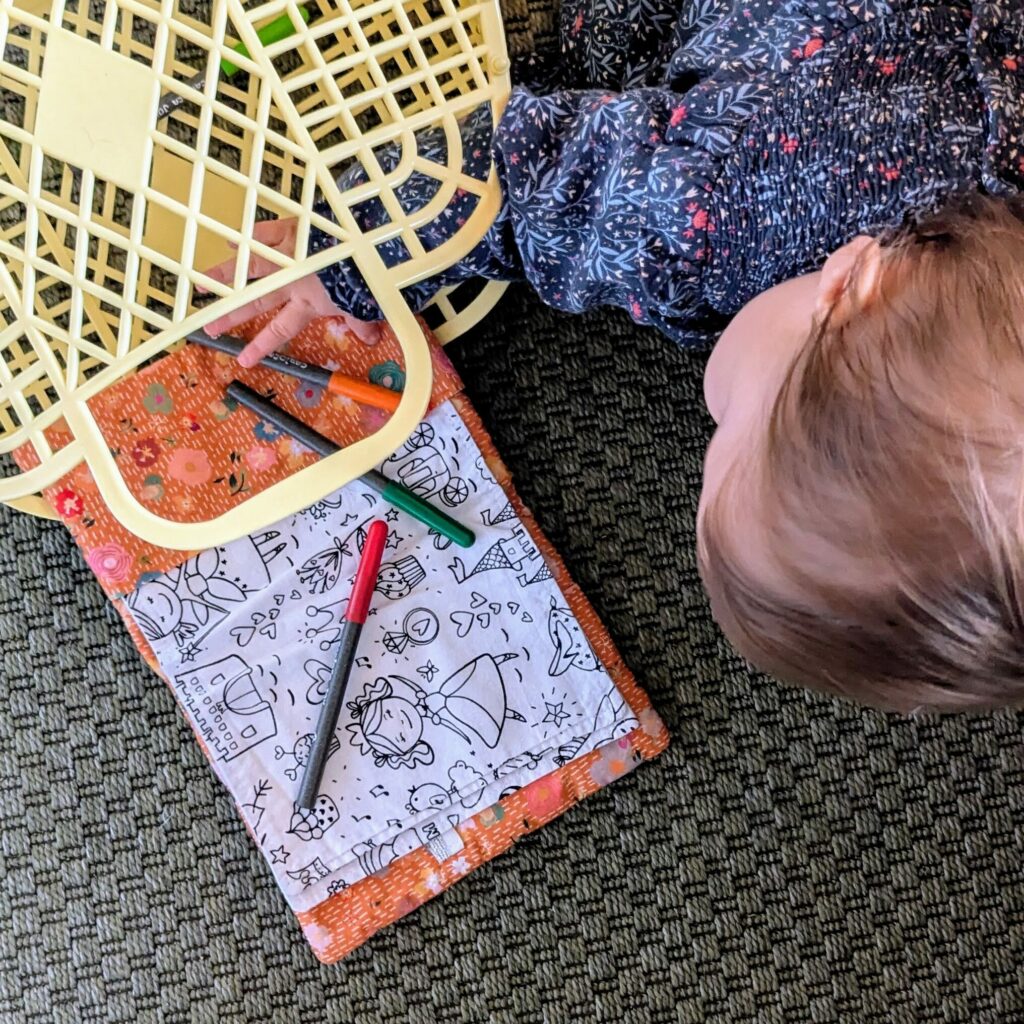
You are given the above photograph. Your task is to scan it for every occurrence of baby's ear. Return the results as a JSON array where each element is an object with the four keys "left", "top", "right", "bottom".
[{"left": 816, "top": 235, "right": 883, "bottom": 326}]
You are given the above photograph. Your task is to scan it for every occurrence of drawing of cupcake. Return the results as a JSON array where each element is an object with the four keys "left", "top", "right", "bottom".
[{"left": 375, "top": 556, "right": 426, "bottom": 599}]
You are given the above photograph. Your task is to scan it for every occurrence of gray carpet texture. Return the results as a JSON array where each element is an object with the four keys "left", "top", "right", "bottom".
[
  {"left": 3, "top": 3, "right": 1024, "bottom": 1022},
  {"left": 3, "top": 286, "right": 1024, "bottom": 1023}
]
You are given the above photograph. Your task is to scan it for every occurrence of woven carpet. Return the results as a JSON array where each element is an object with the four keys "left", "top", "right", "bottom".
[
  {"left": 3, "top": 286, "right": 1024, "bottom": 1023},
  {"left": 3, "top": 5, "right": 1024, "bottom": 1021}
]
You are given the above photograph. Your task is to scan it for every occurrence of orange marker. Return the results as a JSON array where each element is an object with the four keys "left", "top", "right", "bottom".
[
  {"left": 189, "top": 329, "right": 401, "bottom": 413},
  {"left": 325, "top": 373, "right": 401, "bottom": 412}
]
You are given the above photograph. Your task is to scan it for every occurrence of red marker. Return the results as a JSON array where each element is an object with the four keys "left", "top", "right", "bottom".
[{"left": 297, "top": 519, "right": 388, "bottom": 809}]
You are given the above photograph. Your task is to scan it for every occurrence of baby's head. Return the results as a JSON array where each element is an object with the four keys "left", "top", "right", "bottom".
[{"left": 699, "top": 194, "right": 1024, "bottom": 712}]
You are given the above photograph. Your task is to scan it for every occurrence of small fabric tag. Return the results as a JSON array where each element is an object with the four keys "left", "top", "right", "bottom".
[{"left": 426, "top": 828, "right": 465, "bottom": 863}]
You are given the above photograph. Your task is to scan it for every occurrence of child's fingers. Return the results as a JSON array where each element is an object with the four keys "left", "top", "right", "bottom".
[
  {"left": 201, "top": 218, "right": 296, "bottom": 282},
  {"left": 237, "top": 300, "right": 314, "bottom": 368},
  {"left": 239, "top": 252, "right": 283, "bottom": 281},
  {"left": 252, "top": 217, "right": 295, "bottom": 251},
  {"left": 205, "top": 289, "right": 286, "bottom": 338},
  {"left": 202, "top": 255, "right": 237, "bottom": 285},
  {"left": 201, "top": 251, "right": 281, "bottom": 286},
  {"left": 337, "top": 313, "right": 384, "bottom": 346}
]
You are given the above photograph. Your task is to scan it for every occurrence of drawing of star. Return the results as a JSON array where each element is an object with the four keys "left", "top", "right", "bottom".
[
  {"left": 542, "top": 702, "right": 570, "bottom": 728},
  {"left": 418, "top": 661, "right": 439, "bottom": 683},
  {"left": 270, "top": 846, "right": 290, "bottom": 864},
  {"left": 180, "top": 642, "right": 201, "bottom": 664},
  {"left": 384, "top": 533, "right": 402, "bottom": 550},
  {"left": 385, "top": 508, "right": 400, "bottom": 522}
]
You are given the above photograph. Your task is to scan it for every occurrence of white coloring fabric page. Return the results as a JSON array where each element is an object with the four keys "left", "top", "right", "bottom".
[{"left": 122, "top": 403, "right": 638, "bottom": 911}]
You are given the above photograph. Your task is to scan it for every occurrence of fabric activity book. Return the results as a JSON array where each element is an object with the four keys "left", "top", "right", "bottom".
[{"left": 15, "top": 316, "right": 668, "bottom": 962}]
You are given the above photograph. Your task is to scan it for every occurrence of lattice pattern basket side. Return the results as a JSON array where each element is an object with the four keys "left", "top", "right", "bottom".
[{"left": 0, "top": 0, "right": 510, "bottom": 546}]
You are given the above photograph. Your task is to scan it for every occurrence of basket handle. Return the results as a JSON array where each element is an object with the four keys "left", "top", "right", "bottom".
[{"left": 2, "top": 495, "right": 59, "bottom": 520}]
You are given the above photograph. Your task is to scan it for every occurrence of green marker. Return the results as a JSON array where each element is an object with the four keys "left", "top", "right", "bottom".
[
  {"left": 156, "top": 7, "right": 311, "bottom": 120},
  {"left": 226, "top": 381, "right": 476, "bottom": 550}
]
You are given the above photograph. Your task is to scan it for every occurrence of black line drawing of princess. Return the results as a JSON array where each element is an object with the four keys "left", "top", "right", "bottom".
[
  {"left": 127, "top": 532, "right": 284, "bottom": 650},
  {"left": 410, "top": 653, "right": 526, "bottom": 749},
  {"left": 449, "top": 525, "right": 552, "bottom": 588},
  {"left": 347, "top": 655, "right": 526, "bottom": 770},
  {"left": 347, "top": 678, "right": 436, "bottom": 770}
]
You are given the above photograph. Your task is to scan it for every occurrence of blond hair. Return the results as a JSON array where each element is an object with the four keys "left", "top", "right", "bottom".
[{"left": 699, "top": 194, "right": 1024, "bottom": 712}]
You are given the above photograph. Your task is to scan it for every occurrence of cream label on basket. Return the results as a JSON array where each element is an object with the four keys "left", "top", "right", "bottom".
[{"left": 122, "top": 403, "right": 638, "bottom": 912}]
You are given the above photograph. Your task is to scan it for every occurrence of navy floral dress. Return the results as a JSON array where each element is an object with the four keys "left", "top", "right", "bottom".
[{"left": 312, "top": 0, "right": 1024, "bottom": 346}]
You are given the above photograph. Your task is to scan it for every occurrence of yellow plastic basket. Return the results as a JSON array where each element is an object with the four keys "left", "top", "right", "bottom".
[{"left": 0, "top": 0, "right": 510, "bottom": 544}]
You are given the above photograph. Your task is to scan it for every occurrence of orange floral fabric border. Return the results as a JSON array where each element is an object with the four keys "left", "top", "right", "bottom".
[{"left": 14, "top": 316, "right": 461, "bottom": 595}]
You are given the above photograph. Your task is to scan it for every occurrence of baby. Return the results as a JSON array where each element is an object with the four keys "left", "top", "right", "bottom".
[
  {"left": 699, "top": 196, "right": 1024, "bottom": 712},
  {"left": 202, "top": 1, "right": 1024, "bottom": 710}
]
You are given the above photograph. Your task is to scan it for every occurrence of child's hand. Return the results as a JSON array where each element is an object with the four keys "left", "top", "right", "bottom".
[{"left": 201, "top": 218, "right": 367, "bottom": 368}]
